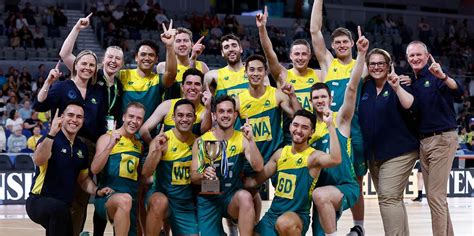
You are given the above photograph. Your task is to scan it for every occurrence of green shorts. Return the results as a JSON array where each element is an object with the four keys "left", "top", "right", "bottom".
[
  {"left": 351, "top": 133, "right": 367, "bottom": 177},
  {"left": 94, "top": 193, "right": 137, "bottom": 236},
  {"left": 311, "top": 182, "right": 360, "bottom": 236},
  {"left": 197, "top": 190, "right": 238, "bottom": 235},
  {"left": 255, "top": 211, "right": 309, "bottom": 236}
]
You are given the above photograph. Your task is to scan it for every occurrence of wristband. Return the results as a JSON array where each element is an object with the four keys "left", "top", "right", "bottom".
[
  {"left": 46, "top": 134, "right": 55, "bottom": 140},
  {"left": 441, "top": 74, "right": 448, "bottom": 81},
  {"left": 95, "top": 188, "right": 100, "bottom": 196}
]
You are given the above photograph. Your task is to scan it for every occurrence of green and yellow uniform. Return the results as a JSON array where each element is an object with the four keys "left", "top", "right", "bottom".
[
  {"left": 215, "top": 66, "right": 248, "bottom": 98},
  {"left": 325, "top": 59, "right": 366, "bottom": 176},
  {"left": 163, "top": 98, "right": 206, "bottom": 135},
  {"left": 286, "top": 68, "right": 319, "bottom": 111},
  {"left": 238, "top": 86, "right": 283, "bottom": 165},
  {"left": 94, "top": 133, "right": 143, "bottom": 236},
  {"left": 149, "top": 129, "right": 198, "bottom": 235},
  {"left": 255, "top": 145, "right": 317, "bottom": 236},
  {"left": 197, "top": 130, "right": 246, "bottom": 236},
  {"left": 120, "top": 69, "right": 164, "bottom": 120},
  {"left": 164, "top": 61, "right": 205, "bottom": 100},
  {"left": 309, "top": 113, "right": 360, "bottom": 236}
]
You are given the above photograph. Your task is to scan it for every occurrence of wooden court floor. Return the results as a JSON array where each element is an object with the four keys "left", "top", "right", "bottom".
[{"left": 0, "top": 198, "right": 473, "bottom": 235}]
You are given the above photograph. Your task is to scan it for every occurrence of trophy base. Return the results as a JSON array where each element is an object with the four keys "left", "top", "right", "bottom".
[{"left": 200, "top": 179, "right": 223, "bottom": 195}]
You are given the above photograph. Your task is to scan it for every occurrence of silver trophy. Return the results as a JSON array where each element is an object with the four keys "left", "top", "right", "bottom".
[{"left": 200, "top": 141, "right": 225, "bottom": 194}]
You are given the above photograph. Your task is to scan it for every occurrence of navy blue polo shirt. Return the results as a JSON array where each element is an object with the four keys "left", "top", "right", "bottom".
[
  {"left": 410, "top": 65, "right": 463, "bottom": 134},
  {"left": 359, "top": 79, "right": 419, "bottom": 161},
  {"left": 30, "top": 131, "right": 89, "bottom": 205},
  {"left": 96, "top": 70, "right": 123, "bottom": 121},
  {"left": 33, "top": 79, "right": 107, "bottom": 141}
]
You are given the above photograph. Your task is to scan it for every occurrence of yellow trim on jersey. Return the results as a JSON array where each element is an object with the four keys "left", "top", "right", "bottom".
[
  {"left": 216, "top": 66, "right": 247, "bottom": 97},
  {"left": 176, "top": 61, "right": 204, "bottom": 83},
  {"left": 325, "top": 59, "right": 356, "bottom": 82},
  {"left": 162, "top": 129, "right": 195, "bottom": 162},
  {"left": 200, "top": 130, "right": 244, "bottom": 162},
  {"left": 109, "top": 133, "right": 143, "bottom": 155},
  {"left": 31, "top": 164, "right": 48, "bottom": 194},
  {"left": 238, "top": 86, "right": 278, "bottom": 117},
  {"left": 163, "top": 98, "right": 205, "bottom": 127},
  {"left": 277, "top": 146, "right": 315, "bottom": 171},
  {"left": 120, "top": 69, "right": 161, "bottom": 92},
  {"left": 286, "top": 68, "right": 319, "bottom": 110}
]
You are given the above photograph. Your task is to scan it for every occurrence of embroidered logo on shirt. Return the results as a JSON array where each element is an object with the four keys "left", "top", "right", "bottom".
[
  {"left": 128, "top": 81, "right": 134, "bottom": 85},
  {"left": 98, "top": 81, "right": 104, "bottom": 86},
  {"left": 77, "top": 150, "right": 84, "bottom": 158},
  {"left": 361, "top": 93, "right": 369, "bottom": 100},
  {"left": 383, "top": 91, "right": 389, "bottom": 97},
  {"left": 424, "top": 80, "right": 430, "bottom": 87},
  {"left": 67, "top": 90, "right": 77, "bottom": 99},
  {"left": 229, "top": 145, "right": 236, "bottom": 155},
  {"left": 224, "top": 76, "right": 229, "bottom": 81},
  {"left": 290, "top": 79, "right": 296, "bottom": 84},
  {"left": 264, "top": 100, "right": 271, "bottom": 107},
  {"left": 245, "top": 104, "right": 251, "bottom": 109},
  {"left": 91, "top": 98, "right": 97, "bottom": 104},
  {"left": 333, "top": 68, "right": 337, "bottom": 72},
  {"left": 61, "top": 148, "right": 67, "bottom": 153},
  {"left": 296, "top": 157, "right": 303, "bottom": 165},
  {"left": 307, "top": 78, "right": 314, "bottom": 84},
  {"left": 172, "top": 147, "right": 177, "bottom": 152}
]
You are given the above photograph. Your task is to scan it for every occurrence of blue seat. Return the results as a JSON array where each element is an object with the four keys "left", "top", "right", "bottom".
[{"left": 14, "top": 154, "right": 35, "bottom": 171}]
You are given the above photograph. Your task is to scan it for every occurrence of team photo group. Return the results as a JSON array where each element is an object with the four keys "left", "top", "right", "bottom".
[{"left": 26, "top": 1, "right": 461, "bottom": 236}]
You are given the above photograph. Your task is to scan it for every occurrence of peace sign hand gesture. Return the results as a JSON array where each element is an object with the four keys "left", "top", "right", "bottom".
[
  {"left": 428, "top": 54, "right": 447, "bottom": 80},
  {"left": 161, "top": 19, "right": 176, "bottom": 47}
]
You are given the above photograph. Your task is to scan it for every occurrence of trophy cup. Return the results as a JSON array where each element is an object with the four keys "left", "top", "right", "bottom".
[{"left": 200, "top": 140, "right": 225, "bottom": 194}]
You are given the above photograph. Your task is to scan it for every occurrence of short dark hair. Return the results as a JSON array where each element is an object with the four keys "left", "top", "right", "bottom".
[
  {"left": 310, "top": 83, "right": 331, "bottom": 98},
  {"left": 331, "top": 27, "right": 353, "bottom": 42},
  {"left": 245, "top": 54, "right": 267, "bottom": 71},
  {"left": 136, "top": 40, "right": 159, "bottom": 56},
  {"left": 125, "top": 101, "right": 145, "bottom": 114},
  {"left": 292, "top": 109, "right": 316, "bottom": 130},
  {"left": 213, "top": 95, "right": 236, "bottom": 112},
  {"left": 290, "top": 39, "right": 312, "bottom": 53},
  {"left": 220, "top": 34, "right": 241, "bottom": 49},
  {"left": 174, "top": 99, "right": 195, "bottom": 114},
  {"left": 182, "top": 68, "right": 204, "bottom": 84},
  {"left": 63, "top": 100, "right": 86, "bottom": 115}
]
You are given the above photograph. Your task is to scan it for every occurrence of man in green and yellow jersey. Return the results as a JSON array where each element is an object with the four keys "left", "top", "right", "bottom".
[
  {"left": 156, "top": 27, "right": 210, "bottom": 100},
  {"left": 245, "top": 109, "right": 342, "bottom": 236},
  {"left": 139, "top": 68, "right": 212, "bottom": 144},
  {"left": 308, "top": 28, "right": 368, "bottom": 236},
  {"left": 119, "top": 22, "right": 177, "bottom": 120},
  {"left": 91, "top": 102, "right": 145, "bottom": 236},
  {"left": 142, "top": 99, "right": 199, "bottom": 236},
  {"left": 310, "top": 2, "right": 367, "bottom": 234},
  {"left": 191, "top": 95, "right": 264, "bottom": 236},
  {"left": 204, "top": 34, "right": 249, "bottom": 98}
]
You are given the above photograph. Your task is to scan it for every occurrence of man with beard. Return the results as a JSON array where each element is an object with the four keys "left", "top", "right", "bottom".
[
  {"left": 245, "top": 109, "right": 342, "bottom": 236},
  {"left": 204, "top": 34, "right": 249, "bottom": 98},
  {"left": 156, "top": 27, "right": 209, "bottom": 100},
  {"left": 90, "top": 102, "right": 146, "bottom": 236},
  {"left": 191, "top": 95, "right": 264, "bottom": 236},
  {"left": 142, "top": 99, "right": 199, "bottom": 236},
  {"left": 139, "top": 68, "right": 212, "bottom": 143},
  {"left": 309, "top": 26, "right": 367, "bottom": 236},
  {"left": 257, "top": 6, "right": 322, "bottom": 112},
  {"left": 119, "top": 21, "right": 177, "bottom": 120},
  {"left": 310, "top": 3, "right": 367, "bottom": 234}
]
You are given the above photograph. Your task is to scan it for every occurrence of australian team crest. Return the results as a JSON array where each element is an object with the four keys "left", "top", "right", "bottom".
[
  {"left": 77, "top": 150, "right": 84, "bottom": 158},
  {"left": 67, "top": 90, "right": 77, "bottom": 99}
]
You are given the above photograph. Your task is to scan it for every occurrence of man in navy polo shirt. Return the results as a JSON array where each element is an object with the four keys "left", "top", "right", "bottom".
[
  {"left": 26, "top": 102, "right": 112, "bottom": 236},
  {"left": 407, "top": 41, "right": 463, "bottom": 236}
]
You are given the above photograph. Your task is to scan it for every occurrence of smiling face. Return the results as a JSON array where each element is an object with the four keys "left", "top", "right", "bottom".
[
  {"left": 61, "top": 104, "right": 84, "bottom": 135},
  {"left": 289, "top": 115, "right": 314, "bottom": 144},
  {"left": 213, "top": 101, "right": 237, "bottom": 130},
  {"left": 135, "top": 45, "right": 157, "bottom": 72},
  {"left": 331, "top": 35, "right": 354, "bottom": 59},
  {"left": 173, "top": 103, "right": 196, "bottom": 133},
  {"left": 74, "top": 54, "right": 97, "bottom": 81},
  {"left": 289, "top": 44, "right": 311, "bottom": 71},
  {"left": 406, "top": 43, "right": 429, "bottom": 73},
  {"left": 102, "top": 47, "right": 124, "bottom": 75},
  {"left": 122, "top": 105, "right": 145, "bottom": 135},
  {"left": 182, "top": 75, "right": 203, "bottom": 102},
  {"left": 221, "top": 39, "right": 243, "bottom": 66},
  {"left": 368, "top": 53, "right": 389, "bottom": 81},
  {"left": 246, "top": 59, "right": 266, "bottom": 87},
  {"left": 174, "top": 32, "right": 192, "bottom": 57},
  {"left": 311, "top": 88, "right": 331, "bottom": 115}
]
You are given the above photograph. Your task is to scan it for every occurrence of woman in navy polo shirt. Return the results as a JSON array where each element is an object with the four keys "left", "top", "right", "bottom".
[{"left": 358, "top": 48, "right": 419, "bottom": 235}]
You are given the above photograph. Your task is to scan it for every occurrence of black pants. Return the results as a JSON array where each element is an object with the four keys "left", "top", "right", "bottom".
[{"left": 26, "top": 195, "right": 73, "bottom": 236}]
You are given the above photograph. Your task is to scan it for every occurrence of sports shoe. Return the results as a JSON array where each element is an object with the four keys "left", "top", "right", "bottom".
[
  {"left": 412, "top": 196, "right": 422, "bottom": 202},
  {"left": 347, "top": 225, "right": 364, "bottom": 236}
]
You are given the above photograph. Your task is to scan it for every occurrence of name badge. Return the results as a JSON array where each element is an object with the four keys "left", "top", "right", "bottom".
[{"left": 106, "top": 116, "right": 115, "bottom": 131}]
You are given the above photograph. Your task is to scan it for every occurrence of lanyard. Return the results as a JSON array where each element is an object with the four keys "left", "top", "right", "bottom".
[{"left": 107, "top": 78, "right": 118, "bottom": 115}]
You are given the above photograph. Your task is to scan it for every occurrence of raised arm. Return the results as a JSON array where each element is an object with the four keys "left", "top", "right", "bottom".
[
  {"left": 279, "top": 81, "right": 302, "bottom": 117},
  {"left": 310, "top": 0, "right": 333, "bottom": 74},
  {"left": 33, "top": 110, "right": 61, "bottom": 166},
  {"left": 257, "top": 6, "right": 287, "bottom": 86},
  {"left": 90, "top": 130, "right": 121, "bottom": 175},
  {"left": 161, "top": 20, "right": 178, "bottom": 88},
  {"left": 37, "top": 61, "right": 61, "bottom": 103},
  {"left": 241, "top": 117, "right": 264, "bottom": 172},
  {"left": 337, "top": 26, "right": 368, "bottom": 135},
  {"left": 142, "top": 132, "right": 168, "bottom": 177},
  {"left": 139, "top": 100, "right": 170, "bottom": 144},
  {"left": 245, "top": 149, "right": 280, "bottom": 188},
  {"left": 200, "top": 83, "right": 213, "bottom": 134},
  {"left": 309, "top": 108, "right": 341, "bottom": 169},
  {"left": 59, "top": 13, "right": 92, "bottom": 71}
]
